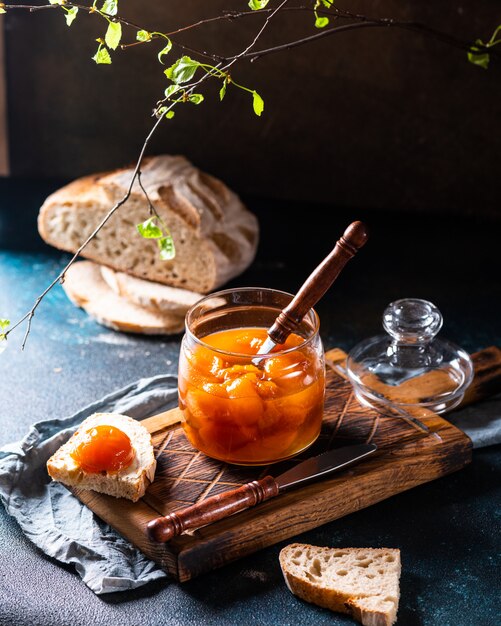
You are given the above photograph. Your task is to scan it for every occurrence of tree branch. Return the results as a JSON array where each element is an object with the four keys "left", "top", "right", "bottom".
[
  {"left": 1, "top": 0, "right": 498, "bottom": 348},
  {"left": 229, "top": 18, "right": 500, "bottom": 62}
]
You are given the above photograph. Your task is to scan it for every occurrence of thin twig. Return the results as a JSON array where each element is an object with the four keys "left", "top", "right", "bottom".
[
  {"left": 136, "top": 170, "right": 156, "bottom": 216},
  {"left": 238, "top": 21, "right": 384, "bottom": 60},
  {"left": 7, "top": 109, "right": 169, "bottom": 346},
  {"left": 229, "top": 19, "right": 499, "bottom": 61},
  {"left": 237, "top": 0, "right": 292, "bottom": 60}
]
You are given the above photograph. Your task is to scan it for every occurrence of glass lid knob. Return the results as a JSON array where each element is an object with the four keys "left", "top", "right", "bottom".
[{"left": 383, "top": 298, "right": 443, "bottom": 345}]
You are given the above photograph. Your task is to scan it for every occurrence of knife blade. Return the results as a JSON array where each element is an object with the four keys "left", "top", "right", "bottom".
[{"left": 146, "top": 442, "right": 377, "bottom": 543}]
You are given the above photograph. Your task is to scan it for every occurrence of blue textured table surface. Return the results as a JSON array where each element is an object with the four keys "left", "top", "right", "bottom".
[{"left": 0, "top": 178, "right": 500, "bottom": 626}]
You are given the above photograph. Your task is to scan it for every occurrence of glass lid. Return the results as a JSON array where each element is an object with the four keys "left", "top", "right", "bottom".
[{"left": 346, "top": 298, "right": 474, "bottom": 415}]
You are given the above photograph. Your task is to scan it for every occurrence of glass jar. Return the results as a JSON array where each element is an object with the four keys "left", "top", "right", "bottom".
[{"left": 178, "top": 287, "right": 326, "bottom": 465}]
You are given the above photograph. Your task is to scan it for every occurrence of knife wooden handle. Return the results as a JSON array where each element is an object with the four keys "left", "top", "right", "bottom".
[
  {"left": 268, "top": 221, "right": 369, "bottom": 345},
  {"left": 147, "top": 476, "right": 279, "bottom": 543}
]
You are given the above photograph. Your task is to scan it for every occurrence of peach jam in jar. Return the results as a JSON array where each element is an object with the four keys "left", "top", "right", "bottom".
[{"left": 178, "top": 288, "right": 325, "bottom": 465}]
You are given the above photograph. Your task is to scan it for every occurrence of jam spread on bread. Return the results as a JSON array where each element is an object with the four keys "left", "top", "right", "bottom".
[
  {"left": 70, "top": 425, "right": 135, "bottom": 473},
  {"left": 178, "top": 328, "right": 324, "bottom": 464}
]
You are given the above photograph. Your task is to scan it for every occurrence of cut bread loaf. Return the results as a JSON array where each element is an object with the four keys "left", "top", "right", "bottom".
[
  {"left": 47, "top": 412, "right": 156, "bottom": 502},
  {"left": 62, "top": 260, "right": 185, "bottom": 334},
  {"left": 38, "top": 154, "right": 259, "bottom": 293},
  {"left": 100, "top": 265, "right": 202, "bottom": 316},
  {"left": 279, "top": 543, "right": 401, "bottom": 626}
]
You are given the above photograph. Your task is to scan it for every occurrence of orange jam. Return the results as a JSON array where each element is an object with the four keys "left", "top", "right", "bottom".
[
  {"left": 70, "top": 425, "right": 135, "bottom": 473},
  {"left": 178, "top": 327, "right": 325, "bottom": 465}
]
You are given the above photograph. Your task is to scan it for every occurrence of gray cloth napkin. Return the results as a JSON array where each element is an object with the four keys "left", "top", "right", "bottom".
[
  {"left": 0, "top": 375, "right": 499, "bottom": 596},
  {"left": 0, "top": 374, "right": 178, "bottom": 595},
  {"left": 446, "top": 393, "right": 501, "bottom": 448}
]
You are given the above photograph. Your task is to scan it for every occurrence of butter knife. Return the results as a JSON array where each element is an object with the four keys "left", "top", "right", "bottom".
[{"left": 146, "top": 442, "right": 377, "bottom": 543}]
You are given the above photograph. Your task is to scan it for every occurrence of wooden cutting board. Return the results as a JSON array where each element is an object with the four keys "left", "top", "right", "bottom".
[{"left": 72, "top": 345, "right": 501, "bottom": 582}]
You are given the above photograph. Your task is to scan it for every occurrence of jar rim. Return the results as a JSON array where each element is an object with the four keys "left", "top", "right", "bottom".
[{"left": 184, "top": 286, "right": 321, "bottom": 359}]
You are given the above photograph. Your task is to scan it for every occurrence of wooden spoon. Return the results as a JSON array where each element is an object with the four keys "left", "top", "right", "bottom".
[{"left": 254, "top": 220, "right": 369, "bottom": 360}]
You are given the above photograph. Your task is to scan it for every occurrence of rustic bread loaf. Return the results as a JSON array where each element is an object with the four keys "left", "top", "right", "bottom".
[
  {"left": 100, "top": 265, "right": 202, "bottom": 316},
  {"left": 38, "top": 154, "right": 259, "bottom": 293},
  {"left": 279, "top": 543, "right": 401, "bottom": 626},
  {"left": 47, "top": 412, "right": 156, "bottom": 502},
  {"left": 62, "top": 260, "right": 185, "bottom": 334}
]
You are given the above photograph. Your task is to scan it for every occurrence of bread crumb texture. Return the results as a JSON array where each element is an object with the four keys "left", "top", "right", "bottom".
[
  {"left": 279, "top": 543, "right": 401, "bottom": 626},
  {"left": 46, "top": 412, "right": 157, "bottom": 502},
  {"left": 38, "top": 154, "right": 259, "bottom": 293}
]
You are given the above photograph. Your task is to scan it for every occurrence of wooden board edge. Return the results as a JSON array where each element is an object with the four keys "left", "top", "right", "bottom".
[{"left": 143, "top": 407, "right": 183, "bottom": 433}]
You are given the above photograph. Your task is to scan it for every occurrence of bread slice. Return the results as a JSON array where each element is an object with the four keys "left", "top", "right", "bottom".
[
  {"left": 62, "top": 260, "right": 185, "bottom": 334},
  {"left": 47, "top": 412, "right": 156, "bottom": 502},
  {"left": 38, "top": 154, "right": 259, "bottom": 293},
  {"left": 100, "top": 265, "right": 202, "bottom": 316},
  {"left": 279, "top": 543, "right": 401, "bottom": 626}
]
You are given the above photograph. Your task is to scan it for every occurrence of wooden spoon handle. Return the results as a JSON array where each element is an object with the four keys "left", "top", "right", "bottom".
[
  {"left": 268, "top": 221, "right": 369, "bottom": 345},
  {"left": 147, "top": 476, "right": 279, "bottom": 543}
]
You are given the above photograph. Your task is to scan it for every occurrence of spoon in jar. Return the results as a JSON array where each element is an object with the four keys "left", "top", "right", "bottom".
[{"left": 253, "top": 220, "right": 369, "bottom": 365}]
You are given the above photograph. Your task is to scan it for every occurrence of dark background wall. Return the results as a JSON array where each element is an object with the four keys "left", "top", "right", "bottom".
[{"left": 4, "top": 1, "right": 501, "bottom": 216}]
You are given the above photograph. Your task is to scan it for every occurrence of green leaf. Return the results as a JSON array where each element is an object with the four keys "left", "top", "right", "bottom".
[
  {"left": 105, "top": 21, "right": 122, "bottom": 50},
  {"left": 137, "top": 218, "right": 163, "bottom": 239},
  {"left": 248, "top": 0, "right": 269, "bottom": 10},
  {"left": 189, "top": 93, "right": 204, "bottom": 105},
  {"left": 157, "top": 107, "right": 175, "bottom": 119},
  {"left": 468, "top": 44, "right": 490, "bottom": 69},
  {"left": 92, "top": 46, "right": 112, "bottom": 65},
  {"left": 315, "top": 16, "right": 329, "bottom": 28},
  {"left": 65, "top": 6, "right": 78, "bottom": 26},
  {"left": 100, "top": 0, "right": 117, "bottom": 16},
  {"left": 319, "top": 0, "right": 333, "bottom": 6},
  {"left": 0, "top": 319, "right": 9, "bottom": 348},
  {"left": 157, "top": 38, "right": 172, "bottom": 63},
  {"left": 0, "top": 7, "right": 6, "bottom": 14},
  {"left": 252, "top": 90, "right": 264, "bottom": 116},
  {"left": 219, "top": 78, "right": 228, "bottom": 101},
  {"left": 164, "top": 56, "right": 200, "bottom": 84},
  {"left": 49, "top": 0, "right": 64, "bottom": 4},
  {"left": 158, "top": 236, "right": 176, "bottom": 261},
  {"left": 136, "top": 29, "right": 152, "bottom": 42},
  {"left": 164, "top": 84, "right": 180, "bottom": 98}
]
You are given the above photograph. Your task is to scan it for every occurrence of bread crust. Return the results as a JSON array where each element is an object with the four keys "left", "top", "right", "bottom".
[
  {"left": 38, "top": 155, "right": 259, "bottom": 293},
  {"left": 346, "top": 597, "right": 396, "bottom": 626}
]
